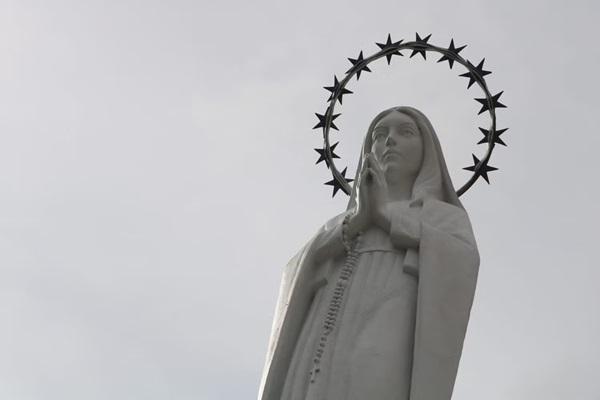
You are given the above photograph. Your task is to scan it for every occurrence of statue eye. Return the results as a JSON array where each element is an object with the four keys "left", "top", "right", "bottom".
[{"left": 373, "top": 128, "right": 386, "bottom": 140}]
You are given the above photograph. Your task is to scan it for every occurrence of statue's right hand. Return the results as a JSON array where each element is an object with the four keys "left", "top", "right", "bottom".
[{"left": 347, "top": 155, "right": 378, "bottom": 237}]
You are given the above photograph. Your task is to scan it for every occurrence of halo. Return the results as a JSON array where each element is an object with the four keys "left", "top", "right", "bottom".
[{"left": 312, "top": 33, "right": 508, "bottom": 197}]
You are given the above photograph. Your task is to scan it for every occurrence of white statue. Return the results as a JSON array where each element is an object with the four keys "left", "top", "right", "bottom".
[{"left": 259, "top": 106, "right": 480, "bottom": 400}]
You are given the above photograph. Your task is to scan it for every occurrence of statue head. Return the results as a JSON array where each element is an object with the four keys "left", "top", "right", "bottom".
[
  {"left": 347, "top": 106, "right": 463, "bottom": 210},
  {"left": 370, "top": 110, "right": 424, "bottom": 187}
]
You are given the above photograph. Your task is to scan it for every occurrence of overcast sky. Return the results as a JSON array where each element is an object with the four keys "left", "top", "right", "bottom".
[{"left": 1, "top": 0, "right": 599, "bottom": 399}]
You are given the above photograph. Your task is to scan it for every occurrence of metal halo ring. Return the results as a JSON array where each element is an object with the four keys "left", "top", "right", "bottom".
[{"left": 313, "top": 33, "right": 507, "bottom": 197}]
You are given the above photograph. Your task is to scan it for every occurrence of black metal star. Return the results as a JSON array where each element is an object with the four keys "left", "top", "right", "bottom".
[
  {"left": 325, "top": 167, "right": 353, "bottom": 197},
  {"left": 478, "top": 127, "right": 508, "bottom": 146},
  {"left": 314, "top": 142, "right": 341, "bottom": 168},
  {"left": 409, "top": 33, "right": 431, "bottom": 60},
  {"left": 436, "top": 39, "right": 466, "bottom": 69},
  {"left": 313, "top": 111, "right": 341, "bottom": 131},
  {"left": 463, "top": 154, "right": 498, "bottom": 184},
  {"left": 375, "top": 34, "right": 404, "bottom": 65},
  {"left": 459, "top": 59, "right": 491, "bottom": 89},
  {"left": 347, "top": 51, "right": 372, "bottom": 80},
  {"left": 323, "top": 75, "right": 353, "bottom": 105},
  {"left": 475, "top": 91, "right": 506, "bottom": 115}
]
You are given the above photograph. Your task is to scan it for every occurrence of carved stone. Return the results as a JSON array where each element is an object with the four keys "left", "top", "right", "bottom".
[{"left": 259, "top": 107, "right": 480, "bottom": 400}]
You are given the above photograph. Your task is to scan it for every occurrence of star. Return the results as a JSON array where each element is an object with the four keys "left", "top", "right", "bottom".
[
  {"left": 323, "top": 75, "right": 353, "bottom": 105},
  {"left": 463, "top": 154, "right": 498, "bottom": 184},
  {"left": 346, "top": 51, "right": 372, "bottom": 80},
  {"left": 314, "top": 142, "right": 341, "bottom": 168},
  {"left": 325, "top": 167, "right": 353, "bottom": 197},
  {"left": 477, "top": 127, "right": 508, "bottom": 146},
  {"left": 475, "top": 91, "right": 507, "bottom": 115},
  {"left": 313, "top": 111, "right": 341, "bottom": 131},
  {"left": 459, "top": 59, "right": 491, "bottom": 89},
  {"left": 437, "top": 39, "right": 466, "bottom": 69},
  {"left": 376, "top": 34, "right": 404, "bottom": 65},
  {"left": 409, "top": 33, "right": 431, "bottom": 59}
]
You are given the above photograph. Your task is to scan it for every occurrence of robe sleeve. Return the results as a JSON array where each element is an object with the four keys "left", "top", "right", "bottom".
[
  {"left": 389, "top": 201, "right": 477, "bottom": 250},
  {"left": 388, "top": 205, "right": 422, "bottom": 278},
  {"left": 389, "top": 207, "right": 422, "bottom": 249}
]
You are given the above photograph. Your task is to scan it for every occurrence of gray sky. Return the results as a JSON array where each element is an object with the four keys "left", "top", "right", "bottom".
[{"left": 1, "top": 0, "right": 599, "bottom": 399}]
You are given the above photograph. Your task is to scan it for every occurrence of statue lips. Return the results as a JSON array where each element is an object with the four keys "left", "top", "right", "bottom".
[{"left": 383, "top": 149, "right": 402, "bottom": 160}]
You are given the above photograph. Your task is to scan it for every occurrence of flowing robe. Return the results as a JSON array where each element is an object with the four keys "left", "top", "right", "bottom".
[{"left": 258, "top": 198, "right": 479, "bottom": 400}]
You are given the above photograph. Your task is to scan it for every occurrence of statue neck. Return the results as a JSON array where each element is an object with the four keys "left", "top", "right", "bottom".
[{"left": 385, "top": 171, "right": 416, "bottom": 202}]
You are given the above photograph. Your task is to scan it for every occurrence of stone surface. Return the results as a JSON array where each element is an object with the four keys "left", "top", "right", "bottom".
[{"left": 259, "top": 107, "right": 480, "bottom": 400}]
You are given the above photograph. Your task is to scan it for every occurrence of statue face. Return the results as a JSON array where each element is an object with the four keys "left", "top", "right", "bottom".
[{"left": 370, "top": 111, "right": 424, "bottom": 179}]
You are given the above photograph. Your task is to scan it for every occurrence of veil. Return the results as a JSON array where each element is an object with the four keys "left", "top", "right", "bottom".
[{"left": 345, "top": 106, "right": 463, "bottom": 211}]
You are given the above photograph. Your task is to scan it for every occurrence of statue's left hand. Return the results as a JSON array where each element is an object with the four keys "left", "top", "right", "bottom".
[{"left": 362, "top": 153, "right": 389, "bottom": 229}]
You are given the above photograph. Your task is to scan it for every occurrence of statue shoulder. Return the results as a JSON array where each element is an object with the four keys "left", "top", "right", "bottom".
[
  {"left": 320, "top": 210, "right": 351, "bottom": 232},
  {"left": 284, "top": 211, "right": 349, "bottom": 268},
  {"left": 422, "top": 199, "right": 477, "bottom": 248},
  {"left": 422, "top": 198, "right": 469, "bottom": 222}
]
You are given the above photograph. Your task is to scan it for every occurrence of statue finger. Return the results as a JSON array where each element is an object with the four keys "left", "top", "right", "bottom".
[
  {"left": 363, "top": 168, "right": 375, "bottom": 183},
  {"left": 363, "top": 156, "right": 372, "bottom": 170},
  {"left": 372, "top": 157, "right": 384, "bottom": 175}
]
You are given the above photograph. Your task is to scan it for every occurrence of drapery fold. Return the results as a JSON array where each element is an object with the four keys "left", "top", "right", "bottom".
[{"left": 258, "top": 198, "right": 479, "bottom": 400}]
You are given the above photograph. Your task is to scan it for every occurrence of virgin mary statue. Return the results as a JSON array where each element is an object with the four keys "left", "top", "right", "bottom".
[{"left": 258, "top": 106, "right": 480, "bottom": 400}]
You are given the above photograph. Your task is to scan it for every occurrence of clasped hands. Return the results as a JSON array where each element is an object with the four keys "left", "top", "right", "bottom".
[{"left": 346, "top": 153, "right": 391, "bottom": 239}]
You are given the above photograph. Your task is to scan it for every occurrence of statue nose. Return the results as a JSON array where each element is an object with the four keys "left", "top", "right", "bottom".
[{"left": 385, "top": 135, "right": 396, "bottom": 147}]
